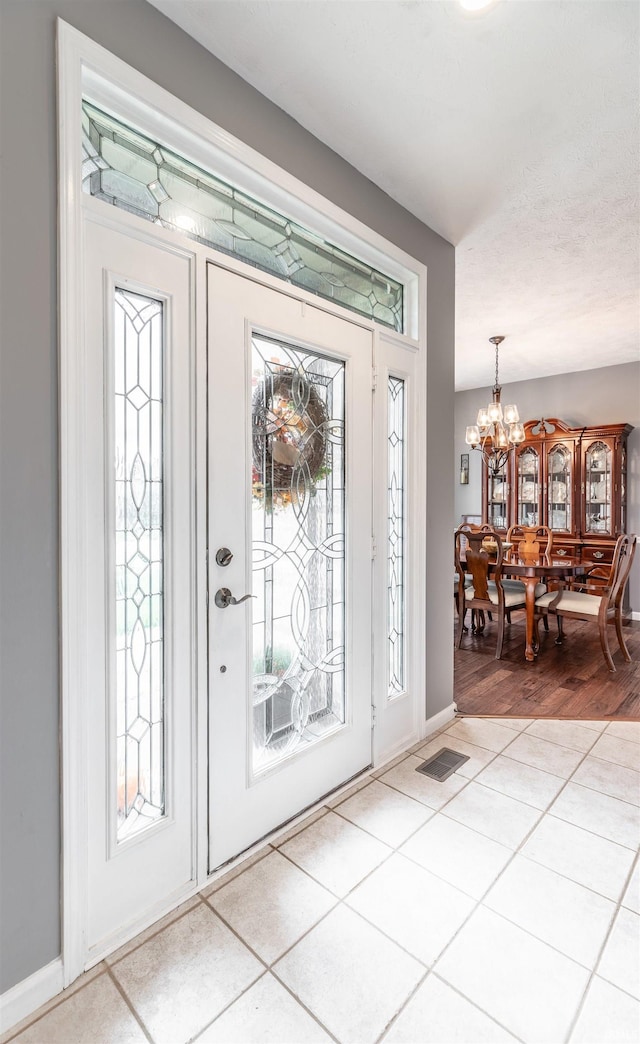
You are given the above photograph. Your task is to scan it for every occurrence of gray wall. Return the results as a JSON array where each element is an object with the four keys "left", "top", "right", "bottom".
[
  {"left": 454, "top": 361, "right": 640, "bottom": 610},
  {"left": 0, "top": 0, "right": 454, "bottom": 991}
]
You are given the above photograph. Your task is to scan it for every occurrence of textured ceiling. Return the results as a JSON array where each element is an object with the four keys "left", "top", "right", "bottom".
[{"left": 149, "top": 0, "right": 639, "bottom": 390}]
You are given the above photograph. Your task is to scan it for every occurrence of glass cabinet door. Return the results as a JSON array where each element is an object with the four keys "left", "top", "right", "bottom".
[
  {"left": 621, "top": 444, "right": 627, "bottom": 534},
  {"left": 517, "top": 446, "right": 540, "bottom": 525},
  {"left": 584, "top": 440, "right": 612, "bottom": 534},
  {"left": 547, "top": 444, "right": 572, "bottom": 533},
  {"left": 487, "top": 462, "right": 508, "bottom": 530}
]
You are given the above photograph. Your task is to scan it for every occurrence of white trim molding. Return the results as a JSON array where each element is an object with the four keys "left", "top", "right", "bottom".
[{"left": 0, "top": 959, "right": 64, "bottom": 1037}]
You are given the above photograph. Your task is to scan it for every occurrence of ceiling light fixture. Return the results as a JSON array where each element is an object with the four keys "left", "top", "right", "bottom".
[{"left": 465, "top": 336, "right": 525, "bottom": 474}]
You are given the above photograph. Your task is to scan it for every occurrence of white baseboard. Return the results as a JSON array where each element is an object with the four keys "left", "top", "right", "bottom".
[
  {"left": 630, "top": 610, "right": 639, "bottom": 622},
  {"left": 420, "top": 702, "right": 457, "bottom": 740},
  {"left": 0, "top": 957, "right": 64, "bottom": 1036}
]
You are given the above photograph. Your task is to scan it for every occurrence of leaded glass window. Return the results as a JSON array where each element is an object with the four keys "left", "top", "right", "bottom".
[
  {"left": 387, "top": 376, "right": 405, "bottom": 697},
  {"left": 82, "top": 101, "right": 404, "bottom": 332},
  {"left": 251, "top": 336, "right": 345, "bottom": 773},
  {"left": 114, "top": 288, "right": 165, "bottom": 841}
]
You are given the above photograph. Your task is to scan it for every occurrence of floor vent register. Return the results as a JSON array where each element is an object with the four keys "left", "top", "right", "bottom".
[{"left": 415, "top": 748, "right": 470, "bottom": 782}]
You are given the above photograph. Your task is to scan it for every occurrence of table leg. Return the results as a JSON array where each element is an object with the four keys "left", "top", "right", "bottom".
[{"left": 523, "top": 576, "right": 539, "bottom": 662}]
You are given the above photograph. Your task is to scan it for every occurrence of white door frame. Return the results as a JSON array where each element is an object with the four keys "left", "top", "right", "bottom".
[{"left": 58, "top": 19, "right": 427, "bottom": 988}]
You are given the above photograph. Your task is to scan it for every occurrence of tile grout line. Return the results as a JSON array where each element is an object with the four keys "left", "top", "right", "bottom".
[
  {"left": 201, "top": 892, "right": 341, "bottom": 1042},
  {"left": 105, "top": 964, "right": 155, "bottom": 1044},
  {"left": 106, "top": 895, "right": 208, "bottom": 969},
  {"left": 562, "top": 846, "right": 640, "bottom": 1043}
]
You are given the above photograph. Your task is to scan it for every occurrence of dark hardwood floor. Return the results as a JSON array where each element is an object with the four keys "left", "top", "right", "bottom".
[{"left": 454, "top": 613, "right": 640, "bottom": 720}]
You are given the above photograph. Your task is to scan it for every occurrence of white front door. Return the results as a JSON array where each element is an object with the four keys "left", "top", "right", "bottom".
[
  {"left": 207, "top": 265, "right": 374, "bottom": 869},
  {"left": 84, "top": 220, "right": 195, "bottom": 961}
]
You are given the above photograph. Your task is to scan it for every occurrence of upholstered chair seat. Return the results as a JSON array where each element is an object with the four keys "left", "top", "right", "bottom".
[{"left": 533, "top": 533, "right": 637, "bottom": 671}]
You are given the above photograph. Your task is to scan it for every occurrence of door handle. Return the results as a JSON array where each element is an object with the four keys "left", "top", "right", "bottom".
[{"left": 214, "top": 587, "right": 256, "bottom": 609}]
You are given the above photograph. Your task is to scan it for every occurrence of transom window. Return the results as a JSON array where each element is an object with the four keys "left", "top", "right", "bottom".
[{"left": 82, "top": 101, "right": 404, "bottom": 332}]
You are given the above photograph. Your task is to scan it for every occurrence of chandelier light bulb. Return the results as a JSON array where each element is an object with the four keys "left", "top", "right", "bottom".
[
  {"left": 510, "top": 422, "right": 526, "bottom": 444},
  {"left": 503, "top": 403, "right": 520, "bottom": 425},
  {"left": 477, "top": 406, "right": 491, "bottom": 428},
  {"left": 487, "top": 400, "right": 503, "bottom": 424},
  {"left": 465, "top": 425, "right": 480, "bottom": 447}
]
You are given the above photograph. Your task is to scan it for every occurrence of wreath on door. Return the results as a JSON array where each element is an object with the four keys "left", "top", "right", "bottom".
[{"left": 251, "top": 368, "right": 330, "bottom": 510}]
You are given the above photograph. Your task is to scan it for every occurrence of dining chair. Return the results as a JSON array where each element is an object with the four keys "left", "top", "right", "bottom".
[
  {"left": 503, "top": 524, "right": 550, "bottom": 626},
  {"left": 507, "top": 524, "right": 553, "bottom": 555},
  {"left": 455, "top": 526, "right": 527, "bottom": 659},
  {"left": 533, "top": 533, "right": 637, "bottom": 672},
  {"left": 454, "top": 523, "right": 491, "bottom": 627}
]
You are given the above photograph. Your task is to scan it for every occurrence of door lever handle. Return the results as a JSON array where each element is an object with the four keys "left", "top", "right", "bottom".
[{"left": 214, "top": 587, "right": 256, "bottom": 609}]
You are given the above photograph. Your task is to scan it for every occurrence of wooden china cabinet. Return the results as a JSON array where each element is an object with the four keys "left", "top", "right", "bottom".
[{"left": 481, "top": 418, "right": 633, "bottom": 569}]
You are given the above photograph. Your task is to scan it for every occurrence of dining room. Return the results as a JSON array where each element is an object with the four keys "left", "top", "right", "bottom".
[{"left": 454, "top": 357, "right": 640, "bottom": 721}]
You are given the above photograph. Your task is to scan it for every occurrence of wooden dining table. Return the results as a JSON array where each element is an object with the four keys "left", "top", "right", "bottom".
[{"left": 499, "top": 550, "right": 587, "bottom": 662}]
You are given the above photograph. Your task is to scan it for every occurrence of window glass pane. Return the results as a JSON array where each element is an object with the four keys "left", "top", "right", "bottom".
[
  {"left": 251, "top": 337, "right": 345, "bottom": 773},
  {"left": 388, "top": 376, "right": 405, "bottom": 698},
  {"left": 114, "top": 288, "right": 165, "bottom": 841},
  {"left": 83, "top": 101, "right": 404, "bottom": 332}
]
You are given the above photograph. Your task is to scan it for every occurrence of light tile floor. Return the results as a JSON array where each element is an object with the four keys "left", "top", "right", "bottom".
[{"left": 4, "top": 717, "right": 639, "bottom": 1044}]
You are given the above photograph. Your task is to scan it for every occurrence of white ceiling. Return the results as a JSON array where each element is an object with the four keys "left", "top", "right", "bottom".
[{"left": 150, "top": 0, "right": 639, "bottom": 390}]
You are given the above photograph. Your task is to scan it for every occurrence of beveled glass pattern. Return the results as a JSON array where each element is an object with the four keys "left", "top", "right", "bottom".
[
  {"left": 517, "top": 447, "right": 540, "bottom": 525},
  {"left": 487, "top": 461, "right": 508, "bottom": 530},
  {"left": 547, "top": 444, "right": 572, "bottom": 532},
  {"left": 387, "top": 376, "right": 405, "bottom": 697},
  {"left": 82, "top": 101, "right": 403, "bottom": 332},
  {"left": 251, "top": 336, "right": 345, "bottom": 773},
  {"left": 114, "top": 288, "right": 165, "bottom": 841},
  {"left": 585, "top": 441, "right": 612, "bottom": 534}
]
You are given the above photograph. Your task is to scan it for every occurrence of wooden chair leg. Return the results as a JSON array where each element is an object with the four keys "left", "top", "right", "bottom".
[
  {"left": 614, "top": 610, "right": 632, "bottom": 662},
  {"left": 543, "top": 615, "right": 549, "bottom": 632},
  {"left": 456, "top": 599, "right": 466, "bottom": 649},
  {"left": 532, "top": 615, "right": 541, "bottom": 652},
  {"left": 495, "top": 610, "right": 505, "bottom": 659},
  {"left": 554, "top": 614, "right": 564, "bottom": 645},
  {"left": 598, "top": 615, "right": 616, "bottom": 672}
]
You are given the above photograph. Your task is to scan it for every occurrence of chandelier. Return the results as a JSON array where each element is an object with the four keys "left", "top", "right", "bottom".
[{"left": 465, "top": 336, "right": 525, "bottom": 474}]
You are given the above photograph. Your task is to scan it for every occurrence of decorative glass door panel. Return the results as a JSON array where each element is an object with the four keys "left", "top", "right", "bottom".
[
  {"left": 208, "top": 265, "right": 373, "bottom": 871},
  {"left": 517, "top": 447, "right": 540, "bottom": 525},
  {"left": 547, "top": 444, "right": 572, "bottom": 533},
  {"left": 250, "top": 337, "right": 346, "bottom": 773},
  {"left": 487, "top": 461, "right": 508, "bottom": 530},
  {"left": 114, "top": 288, "right": 166, "bottom": 842},
  {"left": 585, "top": 441, "right": 612, "bottom": 534},
  {"left": 387, "top": 377, "right": 405, "bottom": 698}
]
